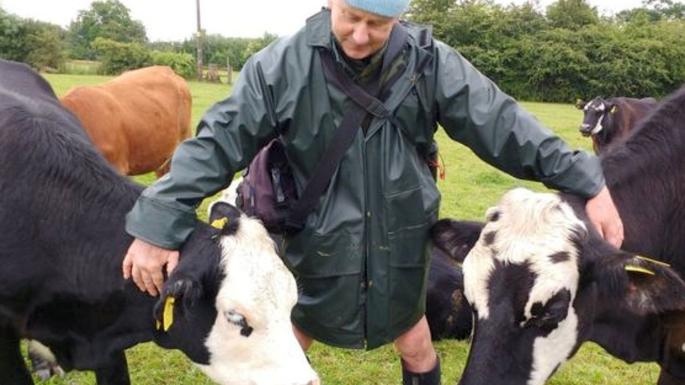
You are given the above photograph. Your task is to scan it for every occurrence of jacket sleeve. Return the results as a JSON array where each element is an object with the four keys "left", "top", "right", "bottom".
[
  {"left": 432, "top": 41, "right": 605, "bottom": 198},
  {"left": 125, "top": 57, "right": 280, "bottom": 249}
]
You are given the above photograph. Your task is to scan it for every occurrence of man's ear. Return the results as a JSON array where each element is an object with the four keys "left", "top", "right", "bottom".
[
  {"left": 430, "top": 219, "right": 484, "bottom": 263},
  {"left": 591, "top": 251, "right": 685, "bottom": 315}
]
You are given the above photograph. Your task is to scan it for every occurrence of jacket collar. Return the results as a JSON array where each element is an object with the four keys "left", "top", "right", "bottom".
[{"left": 306, "top": 7, "right": 333, "bottom": 49}]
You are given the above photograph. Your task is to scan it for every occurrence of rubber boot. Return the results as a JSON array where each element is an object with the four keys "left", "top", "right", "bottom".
[{"left": 402, "top": 357, "right": 441, "bottom": 385}]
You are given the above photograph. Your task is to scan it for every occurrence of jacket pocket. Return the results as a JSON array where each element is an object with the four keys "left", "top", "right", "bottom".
[
  {"left": 384, "top": 186, "right": 424, "bottom": 231},
  {"left": 283, "top": 230, "right": 362, "bottom": 278},
  {"left": 284, "top": 230, "right": 363, "bottom": 332}
]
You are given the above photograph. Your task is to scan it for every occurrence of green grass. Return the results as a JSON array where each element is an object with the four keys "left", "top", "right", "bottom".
[{"left": 33, "top": 73, "right": 660, "bottom": 384}]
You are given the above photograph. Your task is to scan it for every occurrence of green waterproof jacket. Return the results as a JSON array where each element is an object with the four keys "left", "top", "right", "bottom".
[{"left": 126, "top": 9, "right": 604, "bottom": 349}]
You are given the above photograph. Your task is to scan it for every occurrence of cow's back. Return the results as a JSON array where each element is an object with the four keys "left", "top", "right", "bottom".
[
  {"left": 60, "top": 66, "right": 192, "bottom": 176},
  {"left": 613, "top": 97, "right": 658, "bottom": 137},
  {"left": 0, "top": 60, "right": 135, "bottom": 309}
]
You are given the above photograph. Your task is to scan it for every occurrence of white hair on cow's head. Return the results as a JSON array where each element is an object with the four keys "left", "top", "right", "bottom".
[{"left": 463, "top": 188, "right": 587, "bottom": 385}]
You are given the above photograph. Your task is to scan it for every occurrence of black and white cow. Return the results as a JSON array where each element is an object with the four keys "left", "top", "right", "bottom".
[
  {"left": 434, "top": 84, "right": 685, "bottom": 385},
  {"left": 0, "top": 59, "right": 318, "bottom": 385},
  {"left": 212, "top": 180, "right": 476, "bottom": 342},
  {"left": 576, "top": 96, "right": 657, "bottom": 154}
]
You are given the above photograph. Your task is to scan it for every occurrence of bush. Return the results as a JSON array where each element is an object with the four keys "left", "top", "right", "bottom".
[
  {"left": 92, "top": 37, "right": 151, "bottom": 75},
  {"left": 150, "top": 50, "right": 195, "bottom": 78},
  {"left": 0, "top": 8, "right": 66, "bottom": 70}
]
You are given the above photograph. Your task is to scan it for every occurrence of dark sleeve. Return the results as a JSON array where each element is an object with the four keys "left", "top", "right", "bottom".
[
  {"left": 432, "top": 41, "right": 604, "bottom": 198},
  {"left": 125, "top": 57, "right": 280, "bottom": 249}
]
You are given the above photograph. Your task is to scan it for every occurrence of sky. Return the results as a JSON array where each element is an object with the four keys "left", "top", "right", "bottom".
[{"left": 0, "top": 0, "right": 653, "bottom": 42}]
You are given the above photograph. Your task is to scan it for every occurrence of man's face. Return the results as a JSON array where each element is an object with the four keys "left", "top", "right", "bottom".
[{"left": 329, "top": 0, "right": 398, "bottom": 60}]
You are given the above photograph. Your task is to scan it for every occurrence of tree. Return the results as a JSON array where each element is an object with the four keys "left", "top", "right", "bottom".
[
  {"left": 0, "top": 7, "right": 66, "bottom": 70},
  {"left": 0, "top": 8, "right": 26, "bottom": 61},
  {"left": 646, "top": 0, "right": 685, "bottom": 19},
  {"left": 546, "top": 0, "right": 599, "bottom": 30},
  {"left": 24, "top": 20, "right": 66, "bottom": 70},
  {"left": 68, "top": 0, "right": 147, "bottom": 60},
  {"left": 92, "top": 37, "right": 151, "bottom": 74}
]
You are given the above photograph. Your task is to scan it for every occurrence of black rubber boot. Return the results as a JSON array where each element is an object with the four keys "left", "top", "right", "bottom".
[{"left": 402, "top": 357, "right": 441, "bottom": 385}]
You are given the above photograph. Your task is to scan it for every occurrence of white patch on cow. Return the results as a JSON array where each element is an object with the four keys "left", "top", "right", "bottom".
[
  {"left": 528, "top": 309, "right": 578, "bottom": 385},
  {"left": 462, "top": 224, "right": 496, "bottom": 319},
  {"left": 463, "top": 188, "right": 585, "bottom": 384},
  {"left": 682, "top": 343, "right": 685, "bottom": 353},
  {"left": 197, "top": 214, "right": 318, "bottom": 385},
  {"left": 590, "top": 113, "right": 605, "bottom": 135}
]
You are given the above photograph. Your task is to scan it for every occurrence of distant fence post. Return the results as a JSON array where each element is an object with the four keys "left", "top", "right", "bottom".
[{"left": 207, "top": 63, "right": 220, "bottom": 83}]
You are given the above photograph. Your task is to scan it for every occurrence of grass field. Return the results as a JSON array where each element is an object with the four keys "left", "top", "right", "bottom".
[{"left": 34, "top": 73, "right": 660, "bottom": 384}]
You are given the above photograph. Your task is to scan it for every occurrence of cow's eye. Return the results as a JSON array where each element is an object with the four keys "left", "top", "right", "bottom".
[
  {"left": 522, "top": 290, "right": 571, "bottom": 331},
  {"left": 224, "top": 310, "right": 254, "bottom": 337}
]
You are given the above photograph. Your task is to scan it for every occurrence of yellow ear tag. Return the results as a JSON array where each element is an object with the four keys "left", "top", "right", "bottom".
[
  {"left": 636, "top": 255, "right": 671, "bottom": 267},
  {"left": 163, "top": 296, "right": 175, "bottom": 332},
  {"left": 610, "top": 106, "right": 617, "bottom": 114},
  {"left": 625, "top": 265, "right": 655, "bottom": 275},
  {"left": 211, "top": 217, "right": 228, "bottom": 229}
]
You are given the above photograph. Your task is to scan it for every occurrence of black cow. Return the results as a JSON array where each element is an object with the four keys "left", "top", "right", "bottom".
[
  {"left": 434, "top": 85, "right": 685, "bottom": 385},
  {"left": 576, "top": 96, "right": 657, "bottom": 154},
  {"left": 0, "top": 59, "right": 318, "bottom": 385}
]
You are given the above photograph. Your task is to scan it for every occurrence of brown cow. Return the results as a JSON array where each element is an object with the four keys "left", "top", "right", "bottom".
[
  {"left": 60, "top": 66, "right": 192, "bottom": 176},
  {"left": 576, "top": 96, "right": 657, "bottom": 154}
]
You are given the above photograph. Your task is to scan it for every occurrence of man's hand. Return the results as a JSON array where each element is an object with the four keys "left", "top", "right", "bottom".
[
  {"left": 122, "top": 238, "right": 179, "bottom": 296},
  {"left": 586, "top": 185, "right": 624, "bottom": 248}
]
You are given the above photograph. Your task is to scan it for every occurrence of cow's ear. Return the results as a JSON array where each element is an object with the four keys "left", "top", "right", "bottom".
[
  {"left": 154, "top": 275, "right": 204, "bottom": 331},
  {"left": 593, "top": 252, "right": 685, "bottom": 315},
  {"left": 575, "top": 99, "right": 586, "bottom": 110},
  {"left": 430, "top": 219, "right": 484, "bottom": 263},
  {"left": 208, "top": 201, "right": 241, "bottom": 237}
]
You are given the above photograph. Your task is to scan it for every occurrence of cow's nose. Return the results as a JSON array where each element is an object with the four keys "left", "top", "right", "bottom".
[
  {"left": 579, "top": 124, "right": 591, "bottom": 135},
  {"left": 306, "top": 379, "right": 321, "bottom": 385}
]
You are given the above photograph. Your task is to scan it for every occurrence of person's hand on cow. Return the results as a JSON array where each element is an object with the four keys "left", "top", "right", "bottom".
[
  {"left": 122, "top": 238, "right": 179, "bottom": 296},
  {"left": 585, "top": 185, "right": 624, "bottom": 248}
]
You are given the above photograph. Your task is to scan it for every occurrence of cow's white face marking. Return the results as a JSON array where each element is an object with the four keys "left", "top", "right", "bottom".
[
  {"left": 198, "top": 215, "right": 318, "bottom": 385},
  {"left": 590, "top": 113, "right": 605, "bottom": 135},
  {"left": 463, "top": 188, "right": 586, "bottom": 385},
  {"left": 584, "top": 100, "right": 606, "bottom": 134}
]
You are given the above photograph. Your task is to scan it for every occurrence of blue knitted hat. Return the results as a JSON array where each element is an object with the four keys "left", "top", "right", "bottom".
[{"left": 344, "top": 0, "right": 410, "bottom": 17}]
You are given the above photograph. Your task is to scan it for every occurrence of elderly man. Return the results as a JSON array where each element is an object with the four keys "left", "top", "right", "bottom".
[{"left": 122, "top": 0, "right": 623, "bottom": 383}]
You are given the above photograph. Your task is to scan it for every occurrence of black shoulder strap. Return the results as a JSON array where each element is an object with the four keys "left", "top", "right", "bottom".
[{"left": 285, "top": 24, "right": 408, "bottom": 232}]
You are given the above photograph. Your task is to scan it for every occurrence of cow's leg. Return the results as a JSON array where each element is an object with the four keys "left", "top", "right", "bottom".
[
  {"left": 94, "top": 351, "right": 131, "bottom": 385},
  {"left": 0, "top": 323, "right": 34, "bottom": 385}
]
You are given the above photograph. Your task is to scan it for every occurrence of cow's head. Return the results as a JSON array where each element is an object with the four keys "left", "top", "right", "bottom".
[
  {"left": 578, "top": 97, "right": 615, "bottom": 137},
  {"left": 434, "top": 188, "right": 685, "bottom": 385},
  {"left": 153, "top": 202, "right": 318, "bottom": 385}
]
